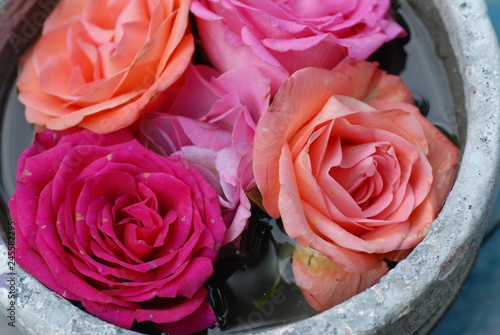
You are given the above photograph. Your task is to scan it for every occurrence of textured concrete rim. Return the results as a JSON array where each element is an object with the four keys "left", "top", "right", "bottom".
[{"left": 0, "top": 0, "right": 499, "bottom": 334}]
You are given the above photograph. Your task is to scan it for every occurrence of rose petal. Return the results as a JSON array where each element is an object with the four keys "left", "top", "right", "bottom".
[
  {"left": 18, "top": 0, "right": 195, "bottom": 133},
  {"left": 253, "top": 62, "right": 459, "bottom": 277},
  {"left": 254, "top": 68, "right": 352, "bottom": 217},
  {"left": 10, "top": 128, "right": 226, "bottom": 332},
  {"left": 292, "top": 246, "right": 389, "bottom": 312}
]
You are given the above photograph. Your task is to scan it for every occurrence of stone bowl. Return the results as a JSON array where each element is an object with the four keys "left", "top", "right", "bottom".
[{"left": 0, "top": 0, "right": 499, "bottom": 334}]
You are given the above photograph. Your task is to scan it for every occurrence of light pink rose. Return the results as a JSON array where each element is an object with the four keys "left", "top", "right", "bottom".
[
  {"left": 191, "top": 0, "right": 406, "bottom": 93},
  {"left": 17, "top": 0, "right": 194, "bottom": 134},
  {"left": 252, "top": 61, "right": 459, "bottom": 308},
  {"left": 9, "top": 128, "right": 226, "bottom": 335},
  {"left": 140, "top": 64, "right": 270, "bottom": 244}
]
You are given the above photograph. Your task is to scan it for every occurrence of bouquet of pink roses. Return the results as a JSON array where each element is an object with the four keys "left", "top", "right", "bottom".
[{"left": 9, "top": 0, "right": 459, "bottom": 334}]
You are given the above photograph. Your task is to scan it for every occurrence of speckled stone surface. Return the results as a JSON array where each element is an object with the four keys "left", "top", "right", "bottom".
[{"left": 1, "top": 0, "right": 499, "bottom": 334}]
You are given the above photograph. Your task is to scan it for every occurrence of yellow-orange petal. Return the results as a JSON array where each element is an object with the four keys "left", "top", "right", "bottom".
[{"left": 292, "top": 246, "right": 389, "bottom": 312}]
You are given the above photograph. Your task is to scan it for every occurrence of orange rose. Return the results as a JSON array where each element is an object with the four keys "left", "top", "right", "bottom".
[{"left": 17, "top": 0, "right": 194, "bottom": 134}]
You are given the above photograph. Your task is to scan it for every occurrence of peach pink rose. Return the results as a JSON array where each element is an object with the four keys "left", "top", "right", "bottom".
[
  {"left": 253, "top": 61, "right": 459, "bottom": 309},
  {"left": 17, "top": 0, "right": 194, "bottom": 134},
  {"left": 191, "top": 0, "right": 406, "bottom": 93},
  {"left": 9, "top": 128, "right": 226, "bottom": 335}
]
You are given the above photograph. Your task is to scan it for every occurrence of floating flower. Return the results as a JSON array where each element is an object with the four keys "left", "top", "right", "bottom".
[
  {"left": 9, "top": 128, "right": 226, "bottom": 334},
  {"left": 253, "top": 61, "right": 459, "bottom": 309},
  {"left": 191, "top": 0, "right": 406, "bottom": 93},
  {"left": 17, "top": 0, "right": 194, "bottom": 134}
]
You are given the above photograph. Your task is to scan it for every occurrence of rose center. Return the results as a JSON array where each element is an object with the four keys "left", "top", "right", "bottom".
[
  {"left": 113, "top": 195, "right": 169, "bottom": 260},
  {"left": 329, "top": 142, "right": 399, "bottom": 218}
]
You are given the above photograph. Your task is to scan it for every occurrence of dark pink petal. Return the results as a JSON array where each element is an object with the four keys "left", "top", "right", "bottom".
[
  {"left": 82, "top": 300, "right": 137, "bottom": 329},
  {"left": 9, "top": 128, "right": 226, "bottom": 333},
  {"left": 134, "top": 288, "right": 212, "bottom": 324},
  {"left": 157, "top": 298, "right": 217, "bottom": 335},
  {"left": 14, "top": 232, "right": 81, "bottom": 301},
  {"left": 122, "top": 223, "right": 156, "bottom": 260}
]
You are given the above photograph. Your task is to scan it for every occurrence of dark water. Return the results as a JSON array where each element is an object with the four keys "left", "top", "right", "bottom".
[{"left": 0, "top": 0, "right": 458, "bottom": 334}]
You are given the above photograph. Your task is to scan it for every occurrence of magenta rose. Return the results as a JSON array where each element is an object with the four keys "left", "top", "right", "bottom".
[
  {"left": 140, "top": 64, "right": 270, "bottom": 244},
  {"left": 9, "top": 128, "right": 226, "bottom": 335},
  {"left": 191, "top": 0, "right": 406, "bottom": 93}
]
